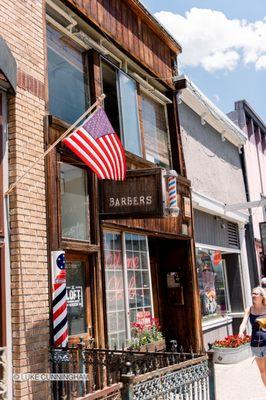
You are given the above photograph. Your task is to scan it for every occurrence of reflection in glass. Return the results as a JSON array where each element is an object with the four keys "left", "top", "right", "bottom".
[
  {"left": 142, "top": 94, "right": 171, "bottom": 168},
  {"left": 196, "top": 248, "right": 227, "bottom": 319},
  {"left": 119, "top": 72, "right": 142, "bottom": 156},
  {"left": 47, "top": 24, "right": 88, "bottom": 124},
  {"left": 61, "top": 163, "right": 89, "bottom": 241},
  {"left": 66, "top": 261, "right": 87, "bottom": 335}
]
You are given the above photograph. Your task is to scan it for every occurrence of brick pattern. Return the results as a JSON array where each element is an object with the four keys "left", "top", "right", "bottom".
[
  {"left": 0, "top": 1, "right": 50, "bottom": 399},
  {"left": 17, "top": 69, "right": 45, "bottom": 100}
]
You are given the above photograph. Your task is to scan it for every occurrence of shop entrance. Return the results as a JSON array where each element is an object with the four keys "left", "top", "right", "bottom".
[
  {"left": 65, "top": 253, "right": 94, "bottom": 342},
  {"left": 148, "top": 238, "right": 202, "bottom": 351}
]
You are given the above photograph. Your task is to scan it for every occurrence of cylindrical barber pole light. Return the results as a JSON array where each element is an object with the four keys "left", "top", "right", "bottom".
[
  {"left": 167, "top": 170, "right": 179, "bottom": 217},
  {"left": 51, "top": 251, "right": 68, "bottom": 347}
]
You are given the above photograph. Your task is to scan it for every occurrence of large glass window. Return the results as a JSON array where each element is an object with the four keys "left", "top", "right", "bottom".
[
  {"left": 104, "top": 232, "right": 153, "bottom": 348},
  {"left": 66, "top": 260, "right": 87, "bottom": 335},
  {"left": 142, "top": 94, "right": 171, "bottom": 168},
  {"left": 47, "top": 24, "right": 88, "bottom": 124},
  {"left": 196, "top": 248, "right": 229, "bottom": 320},
  {"left": 102, "top": 62, "right": 121, "bottom": 135},
  {"left": 119, "top": 73, "right": 142, "bottom": 156},
  {"left": 60, "top": 163, "right": 89, "bottom": 241},
  {"left": 104, "top": 232, "right": 126, "bottom": 348}
]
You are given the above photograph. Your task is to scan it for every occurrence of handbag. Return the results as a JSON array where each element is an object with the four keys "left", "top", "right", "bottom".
[{"left": 256, "top": 317, "right": 266, "bottom": 330}]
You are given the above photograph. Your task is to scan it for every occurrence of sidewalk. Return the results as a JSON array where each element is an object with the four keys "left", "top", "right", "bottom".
[{"left": 215, "top": 357, "right": 266, "bottom": 400}]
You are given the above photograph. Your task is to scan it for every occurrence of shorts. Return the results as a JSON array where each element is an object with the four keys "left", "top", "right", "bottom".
[{"left": 251, "top": 346, "right": 266, "bottom": 358}]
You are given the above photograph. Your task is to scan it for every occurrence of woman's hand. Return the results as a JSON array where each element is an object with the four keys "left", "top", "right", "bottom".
[{"left": 238, "top": 331, "right": 244, "bottom": 339}]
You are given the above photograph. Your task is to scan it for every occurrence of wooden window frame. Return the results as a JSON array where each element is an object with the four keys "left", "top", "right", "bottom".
[
  {"left": 103, "top": 229, "right": 154, "bottom": 346},
  {"left": 66, "top": 252, "right": 93, "bottom": 343},
  {"left": 59, "top": 154, "right": 91, "bottom": 247},
  {"left": 138, "top": 89, "right": 172, "bottom": 169}
]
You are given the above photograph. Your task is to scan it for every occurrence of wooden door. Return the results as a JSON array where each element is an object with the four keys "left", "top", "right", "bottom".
[{"left": 65, "top": 253, "right": 93, "bottom": 344}]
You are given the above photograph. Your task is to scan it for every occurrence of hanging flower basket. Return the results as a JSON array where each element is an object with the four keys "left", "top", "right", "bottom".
[{"left": 211, "top": 335, "right": 251, "bottom": 364}]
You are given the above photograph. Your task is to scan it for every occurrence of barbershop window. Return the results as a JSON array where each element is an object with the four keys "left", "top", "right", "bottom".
[
  {"left": 142, "top": 94, "right": 171, "bottom": 168},
  {"left": 104, "top": 231, "right": 153, "bottom": 348},
  {"left": 101, "top": 61, "right": 142, "bottom": 157},
  {"left": 60, "top": 163, "right": 90, "bottom": 241},
  {"left": 47, "top": 24, "right": 89, "bottom": 124},
  {"left": 196, "top": 248, "right": 230, "bottom": 320},
  {"left": 66, "top": 259, "right": 87, "bottom": 335}
]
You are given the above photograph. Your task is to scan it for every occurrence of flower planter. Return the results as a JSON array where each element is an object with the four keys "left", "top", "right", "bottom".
[
  {"left": 139, "top": 339, "right": 166, "bottom": 352},
  {"left": 212, "top": 343, "right": 251, "bottom": 364}
]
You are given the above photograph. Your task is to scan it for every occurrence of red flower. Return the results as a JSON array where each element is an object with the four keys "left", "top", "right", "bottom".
[{"left": 213, "top": 334, "right": 251, "bottom": 348}]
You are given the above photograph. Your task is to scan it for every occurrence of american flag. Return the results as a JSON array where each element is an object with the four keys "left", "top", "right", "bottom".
[{"left": 63, "top": 107, "right": 126, "bottom": 180}]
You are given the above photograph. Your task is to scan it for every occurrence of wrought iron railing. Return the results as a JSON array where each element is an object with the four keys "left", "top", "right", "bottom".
[
  {"left": 0, "top": 347, "right": 7, "bottom": 400},
  {"left": 50, "top": 340, "right": 212, "bottom": 400}
]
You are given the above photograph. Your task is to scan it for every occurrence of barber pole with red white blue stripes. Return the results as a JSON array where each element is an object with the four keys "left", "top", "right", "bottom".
[
  {"left": 51, "top": 251, "right": 68, "bottom": 347},
  {"left": 167, "top": 170, "right": 179, "bottom": 217}
]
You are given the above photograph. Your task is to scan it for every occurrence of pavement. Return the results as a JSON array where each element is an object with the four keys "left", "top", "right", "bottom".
[{"left": 215, "top": 357, "right": 266, "bottom": 400}]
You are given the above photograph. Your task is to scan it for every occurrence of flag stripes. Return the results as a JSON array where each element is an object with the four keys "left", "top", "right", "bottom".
[{"left": 63, "top": 107, "right": 126, "bottom": 181}]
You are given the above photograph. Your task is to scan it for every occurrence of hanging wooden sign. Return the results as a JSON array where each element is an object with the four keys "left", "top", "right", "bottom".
[{"left": 99, "top": 168, "right": 166, "bottom": 219}]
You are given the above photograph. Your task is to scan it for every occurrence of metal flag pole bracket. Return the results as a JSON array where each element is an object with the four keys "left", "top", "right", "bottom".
[{"left": 5, "top": 93, "right": 106, "bottom": 197}]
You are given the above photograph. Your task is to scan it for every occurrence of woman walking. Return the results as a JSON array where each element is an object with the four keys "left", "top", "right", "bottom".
[{"left": 239, "top": 286, "right": 266, "bottom": 386}]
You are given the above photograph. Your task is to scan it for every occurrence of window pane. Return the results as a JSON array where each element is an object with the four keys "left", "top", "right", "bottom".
[
  {"left": 102, "top": 62, "right": 121, "bottom": 135},
  {"left": 125, "top": 234, "right": 153, "bottom": 330},
  {"left": 61, "top": 163, "right": 89, "bottom": 241},
  {"left": 119, "top": 72, "right": 142, "bottom": 156},
  {"left": 47, "top": 25, "right": 88, "bottom": 124},
  {"left": 142, "top": 94, "right": 171, "bottom": 168},
  {"left": 66, "top": 260, "right": 87, "bottom": 335},
  {"left": 196, "top": 248, "right": 228, "bottom": 319},
  {"left": 104, "top": 232, "right": 126, "bottom": 349}
]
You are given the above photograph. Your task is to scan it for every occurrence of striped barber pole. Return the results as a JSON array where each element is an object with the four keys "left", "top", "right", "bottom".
[
  {"left": 168, "top": 176, "right": 178, "bottom": 209},
  {"left": 51, "top": 251, "right": 68, "bottom": 347}
]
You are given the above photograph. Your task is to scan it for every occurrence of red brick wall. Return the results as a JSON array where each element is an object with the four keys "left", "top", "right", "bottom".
[{"left": 0, "top": 1, "right": 50, "bottom": 399}]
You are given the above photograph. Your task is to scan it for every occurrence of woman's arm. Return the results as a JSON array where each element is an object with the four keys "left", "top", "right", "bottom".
[{"left": 239, "top": 307, "right": 250, "bottom": 338}]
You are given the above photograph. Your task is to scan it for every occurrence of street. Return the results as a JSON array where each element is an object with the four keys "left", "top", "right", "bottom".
[{"left": 215, "top": 357, "right": 266, "bottom": 400}]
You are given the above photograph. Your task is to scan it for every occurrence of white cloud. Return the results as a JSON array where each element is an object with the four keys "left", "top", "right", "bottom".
[
  {"left": 155, "top": 8, "right": 266, "bottom": 72},
  {"left": 256, "top": 55, "right": 266, "bottom": 70},
  {"left": 213, "top": 94, "right": 220, "bottom": 103}
]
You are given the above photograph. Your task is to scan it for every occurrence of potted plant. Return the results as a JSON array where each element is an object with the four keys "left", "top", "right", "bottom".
[
  {"left": 129, "top": 317, "right": 165, "bottom": 352},
  {"left": 211, "top": 334, "right": 251, "bottom": 364}
]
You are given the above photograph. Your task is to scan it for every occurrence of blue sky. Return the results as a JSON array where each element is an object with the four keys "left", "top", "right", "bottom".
[{"left": 142, "top": 0, "right": 266, "bottom": 121}]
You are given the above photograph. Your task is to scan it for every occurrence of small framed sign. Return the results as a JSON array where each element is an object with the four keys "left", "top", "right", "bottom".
[{"left": 183, "top": 196, "right": 191, "bottom": 219}]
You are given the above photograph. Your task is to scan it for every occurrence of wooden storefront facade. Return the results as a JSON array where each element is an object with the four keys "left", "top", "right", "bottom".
[{"left": 45, "top": 0, "right": 203, "bottom": 352}]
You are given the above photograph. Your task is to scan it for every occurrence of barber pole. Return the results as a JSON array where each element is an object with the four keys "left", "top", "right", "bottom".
[
  {"left": 167, "top": 170, "right": 179, "bottom": 217},
  {"left": 51, "top": 251, "right": 68, "bottom": 347}
]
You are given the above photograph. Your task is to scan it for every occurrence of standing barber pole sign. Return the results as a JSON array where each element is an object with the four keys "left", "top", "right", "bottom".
[{"left": 52, "top": 251, "right": 68, "bottom": 347}]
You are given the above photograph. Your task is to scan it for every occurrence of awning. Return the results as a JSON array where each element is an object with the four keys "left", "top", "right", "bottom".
[{"left": 0, "top": 36, "right": 17, "bottom": 94}]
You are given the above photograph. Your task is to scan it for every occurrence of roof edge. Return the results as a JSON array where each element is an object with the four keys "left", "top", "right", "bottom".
[{"left": 175, "top": 74, "right": 247, "bottom": 146}]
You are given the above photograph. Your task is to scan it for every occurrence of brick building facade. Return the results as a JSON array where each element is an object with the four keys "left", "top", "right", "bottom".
[
  {"left": 0, "top": 1, "right": 49, "bottom": 399},
  {"left": 0, "top": 1, "right": 203, "bottom": 399}
]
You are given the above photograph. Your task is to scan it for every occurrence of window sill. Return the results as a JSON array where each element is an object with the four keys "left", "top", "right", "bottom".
[
  {"left": 202, "top": 315, "right": 233, "bottom": 331},
  {"left": 125, "top": 150, "right": 155, "bottom": 169}
]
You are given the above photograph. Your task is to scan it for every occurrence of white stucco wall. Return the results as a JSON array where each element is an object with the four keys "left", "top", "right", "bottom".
[{"left": 179, "top": 102, "right": 247, "bottom": 206}]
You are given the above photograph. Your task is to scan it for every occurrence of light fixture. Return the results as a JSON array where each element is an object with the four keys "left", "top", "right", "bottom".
[
  {"left": 238, "top": 146, "right": 242, "bottom": 154},
  {"left": 221, "top": 130, "right": 226, "bottom": 142}
]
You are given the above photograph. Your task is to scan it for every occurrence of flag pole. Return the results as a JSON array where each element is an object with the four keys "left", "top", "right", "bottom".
[{"left": 5, "top": 94, "right": 106, "bottom": 196}]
